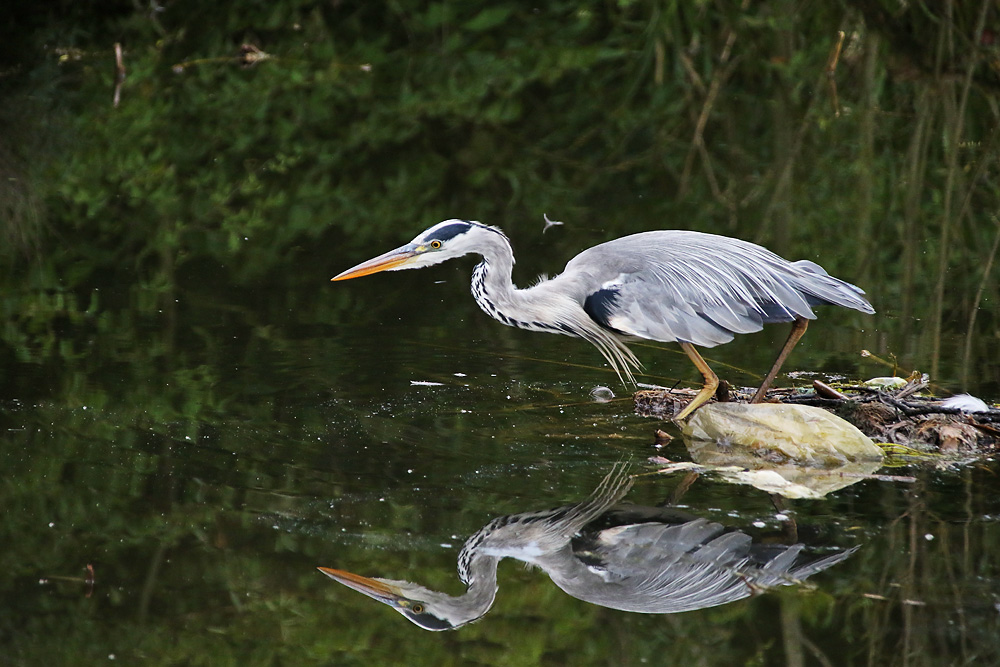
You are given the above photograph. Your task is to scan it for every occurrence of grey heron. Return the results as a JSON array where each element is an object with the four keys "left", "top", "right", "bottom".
[
  {"left": 318, "top": 465, "right": 858, "bottom": 631},
  {"left": 332, "top": 220, "right": 874, "bottom": 419}
]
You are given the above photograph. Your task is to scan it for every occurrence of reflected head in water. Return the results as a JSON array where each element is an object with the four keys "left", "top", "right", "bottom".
[
  {"left": 318, "top": 465, "right": 858, "bottom": 631},
  {"left": 332, "top": 219, "right": 874, "bottom": 420},
  {"left": 314, "top": 568, "right": 469, "bottom": 631}
]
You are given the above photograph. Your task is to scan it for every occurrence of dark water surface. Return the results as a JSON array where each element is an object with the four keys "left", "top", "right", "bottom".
[{"left": 3, "top": 264, "right": 999, "bottom": 665}]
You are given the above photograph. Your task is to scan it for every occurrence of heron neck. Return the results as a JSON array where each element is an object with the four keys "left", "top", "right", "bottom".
[
  {"left": 467, "top": 234, "right": 640, "bottom": 382},
  {"left": 469, "top": 232, "right": 535, "bottom": 329},
  {"left": 448, "top": 553, "right": 500, "bottom": 625},
  {"left": 474, "top": 232, "right": 518, "bottom": 296}
]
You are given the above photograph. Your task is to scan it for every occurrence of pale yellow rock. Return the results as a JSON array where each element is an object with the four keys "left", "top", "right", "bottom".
[
  {"left": 682, "top": 402, "right": 884, "bottom": 466},
  {"left": 675, "top": 403, "right": 885, "bottom": 498}
]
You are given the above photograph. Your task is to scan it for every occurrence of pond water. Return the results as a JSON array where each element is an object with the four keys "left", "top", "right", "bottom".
[{"left": 3, "top": 258, "right": 999, "bottom": 665}]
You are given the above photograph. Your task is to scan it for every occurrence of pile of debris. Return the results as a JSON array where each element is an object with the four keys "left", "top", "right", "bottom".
[{"left": 636, "top": 377, "right": 1000, "bottom": 454}]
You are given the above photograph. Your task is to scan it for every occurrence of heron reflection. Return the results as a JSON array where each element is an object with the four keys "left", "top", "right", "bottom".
[{"left": 318, "top": 465, "right": 857, "bottom": 631}]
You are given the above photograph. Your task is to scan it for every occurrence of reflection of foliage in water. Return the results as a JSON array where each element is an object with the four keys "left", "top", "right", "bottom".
[{"left": 3, "top": 1, "right": 999, "bottom": 389}]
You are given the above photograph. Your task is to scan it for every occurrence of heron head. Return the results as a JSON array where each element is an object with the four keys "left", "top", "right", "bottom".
[
  {"left": 317, "top": 566, "right": 469, "bottom": 631},
  {"left": 331, "top": 219, "right": 507, "bottom": 281}
]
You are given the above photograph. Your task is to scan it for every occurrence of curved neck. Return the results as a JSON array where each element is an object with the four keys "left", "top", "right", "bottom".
[
  {"left": 445, "top": 553, "right": 500, "bottom": 627},
  {"left": 469, "top": 233, "right": 562, "bottom": 334},
  {"left": 465, "top": 229, "right": 641, "bottom": 381},
  {"left": 470, "top": 230, "right": 518, "bottom": 305}
]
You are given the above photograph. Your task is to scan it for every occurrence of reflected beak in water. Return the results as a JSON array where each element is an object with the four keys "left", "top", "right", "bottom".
[
  {"left": 331, "top": 245, "right": 417, "bottom": 281},
  {"left": 317, "top": 566, "right": 404, "bottom": 605}
]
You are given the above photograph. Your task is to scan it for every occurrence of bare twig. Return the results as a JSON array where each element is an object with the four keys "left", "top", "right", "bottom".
[
  {"left": 678, "top": 0, "right": 747, "bottom": 197},
  {"left": 677, "top": 52, "right": 706, "bottom": 96},
  {"left": 895, "top": 379, "right": 929, "bottom": 401},
  {"left": 825, "top": 31, "right": 846, "bottom": 117},
  {"left": 814, "top": 380, "right": 848, "bottom": 400},
  {"left": 860, "top": 349, "right": 901, "bottom": 374},
  {"left": 113, "top": 43, "right": 126, "bottom": 108}
]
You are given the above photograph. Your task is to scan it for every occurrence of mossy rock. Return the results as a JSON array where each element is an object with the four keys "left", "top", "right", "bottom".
[{"left": 682, "top": 403, "right": 884, "bottom": 466}]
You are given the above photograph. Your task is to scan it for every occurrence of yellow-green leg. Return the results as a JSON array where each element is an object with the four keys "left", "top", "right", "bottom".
[
  {"left": 674, "top": 342, "right": 720, "bottom": 421},
  {"left": 750, "top": 317, "right": 809, "bottom": 404}
]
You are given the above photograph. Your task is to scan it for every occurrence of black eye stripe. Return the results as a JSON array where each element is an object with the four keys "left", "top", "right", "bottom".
[
  {"left": 424, "top": 222, "right": 471, "bottom": 243},
  {"left": 404, "top": 610, "right": 454, "bottom": 631}
]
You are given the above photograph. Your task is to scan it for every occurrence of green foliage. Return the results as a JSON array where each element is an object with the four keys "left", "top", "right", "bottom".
[{"left": 9, "top": 0, "right": 1000, "bottom": 312}]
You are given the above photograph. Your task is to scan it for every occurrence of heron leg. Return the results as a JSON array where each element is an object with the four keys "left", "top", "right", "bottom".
[
  {"left": 674, "top": 342, "right": 719, "bottom": 421},
  {"left": 751, "top": 317, "right": 809, "bottom": 404}
]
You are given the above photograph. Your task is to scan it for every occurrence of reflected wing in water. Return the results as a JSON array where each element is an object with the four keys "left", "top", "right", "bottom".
[
  {"left": 318, "top": 464, "right": 857, "bottom": 630},
  {"left": 564, "top": 509, "right": 857, "bottom": 613}
]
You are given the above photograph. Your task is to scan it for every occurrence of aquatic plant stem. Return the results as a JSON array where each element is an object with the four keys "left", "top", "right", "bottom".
[
  {"left": 930, "top": 0, "right": 991, "bottom": 381},
  {"left": 960, "top": 217, "right": 1000, "bottom": 387}
]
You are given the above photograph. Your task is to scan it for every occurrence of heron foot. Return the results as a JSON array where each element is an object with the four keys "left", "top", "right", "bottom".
[
  {"left": 673, "top": 383, "right": 718, "bottom": 421},
  {"left": 674, "top": 342, "right": 720, "bottom": 421}
]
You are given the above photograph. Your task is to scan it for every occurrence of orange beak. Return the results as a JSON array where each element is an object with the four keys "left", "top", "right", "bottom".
[
  {"left": 331, "top": 245, "right": 417, "bottom": 281},
  {"left": 317, "top": 566, "right": 404, "bottom": 604}
]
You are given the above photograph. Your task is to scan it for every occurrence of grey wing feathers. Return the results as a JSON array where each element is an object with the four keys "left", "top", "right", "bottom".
[
  {"left": 570, "top": 231, "right": 874, "bottom": 348},
  {"left": 584, "top": 518, "right": 855, "bottom": 613},
  {"left": 582, "top": 519, "right": 758, "bottom": 612},
  {"left": 781, "top": 544, "right": 860, "bottom": 581}
]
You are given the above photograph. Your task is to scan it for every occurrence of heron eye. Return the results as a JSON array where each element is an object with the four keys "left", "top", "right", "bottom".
[
  {"left": 429, "top": 240, "right": 442, "bottom": 249},
  {"left": 411, "top": 603, "right": 425, "bottom": 613}
]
